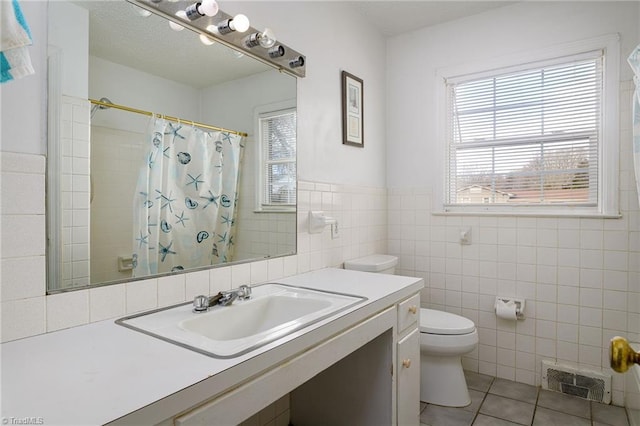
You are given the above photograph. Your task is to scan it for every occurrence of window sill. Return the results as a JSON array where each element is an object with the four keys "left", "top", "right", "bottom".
[
  {"left": 433, "top": 209, "right": 622, "bottom": 219},
  {"left": 253, "top": 208, "right": 296, "bottom": 214}
]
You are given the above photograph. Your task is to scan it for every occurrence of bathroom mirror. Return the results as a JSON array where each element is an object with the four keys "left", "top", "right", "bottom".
[{"left": 46, "top": 0, "right": 297, "bottom": 292}]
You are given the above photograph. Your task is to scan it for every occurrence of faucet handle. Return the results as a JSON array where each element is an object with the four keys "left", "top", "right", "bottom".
[
  {"left": 238, "top": 285, "right": 252, "bottom": 300},
  {"left": 193, "top": 295, "right": 209, "bottom": 313}
]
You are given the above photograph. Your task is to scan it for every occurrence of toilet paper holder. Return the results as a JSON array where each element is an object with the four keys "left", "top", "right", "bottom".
[{"left": 494, "top": 297, "right": 525, "bottom": 320}]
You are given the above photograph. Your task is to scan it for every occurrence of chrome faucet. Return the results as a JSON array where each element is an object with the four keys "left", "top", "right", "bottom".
[
  {"left": 236, "top": 285, "right": 252, "bottom": 300},
  {"left": 192, "top": 285, "right": 252, "bottom": 313}
]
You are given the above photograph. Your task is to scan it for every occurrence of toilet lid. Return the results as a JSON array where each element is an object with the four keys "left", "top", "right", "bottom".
[
  {"left": 343, "top": 254, "right": 398, "bottom": 272},
  {"left": 420, "top": 308, "right": 475, "bottom": 335}
]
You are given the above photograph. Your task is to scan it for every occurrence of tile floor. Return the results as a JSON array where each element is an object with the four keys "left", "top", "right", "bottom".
[{"left": 420, "top": 371, "right": 630, "bottom": 426}]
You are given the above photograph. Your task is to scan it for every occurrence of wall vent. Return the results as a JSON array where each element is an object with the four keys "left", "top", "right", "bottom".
[{"left": 541, "top": 361, "right": 611, "bottom": 404}]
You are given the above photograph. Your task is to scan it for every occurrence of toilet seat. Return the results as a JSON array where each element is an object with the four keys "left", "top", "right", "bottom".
[{"left": 420, "top": 308, "right": 475, "bottom": 335}]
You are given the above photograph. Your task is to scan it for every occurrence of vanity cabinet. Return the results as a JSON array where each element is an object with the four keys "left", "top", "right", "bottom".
[
  {"left": 166, "top": 292, "right": 422, "bottom": 426},
  {"left": 3, "top": 269, "right": 423, "bottom": 426},
  {"left": 396, "top": 294, "right": 421, "bottom": 426}
]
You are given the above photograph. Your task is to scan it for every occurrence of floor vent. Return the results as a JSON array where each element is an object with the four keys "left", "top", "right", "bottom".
[{"left": 541, "top": 361, "right": 611, "bottom": 404}]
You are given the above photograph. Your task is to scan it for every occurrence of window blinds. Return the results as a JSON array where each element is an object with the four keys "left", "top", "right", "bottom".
[
  {"left": 446, "top": 52, "right": 603, "bottom": 206},
  {"left": 260, "top": 109, "right": 297, "bottom": 206}
]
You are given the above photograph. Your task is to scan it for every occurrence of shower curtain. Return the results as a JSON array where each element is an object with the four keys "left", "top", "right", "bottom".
[
  {"left": 132, "top": 118, "right": 244, "bottom": 277},
  {"left": 630, "top": 44, "right": 640, "bottom": 206}
]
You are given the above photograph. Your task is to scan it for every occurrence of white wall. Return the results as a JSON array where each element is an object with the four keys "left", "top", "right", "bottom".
[
  {"left": 49, "top": 1, "right": 88, "bottom": 99},
  {"left": 386, "top": 1, "right": 638, "bottom": 189},
  {"left": 386, "top": 1, "right": 640, "bottom": 404},
  {"left": 220, "top": 1, "right": 388, "bottom": 188},
  {"left": 0, "top": 1, "right": 48, "bottom": 155},
  {"left": 89, "top": 56, "right": 201, "bottom": 132}
]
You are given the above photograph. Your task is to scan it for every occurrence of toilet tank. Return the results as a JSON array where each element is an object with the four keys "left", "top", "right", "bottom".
[{"left": 343, "top": 254, "right": 398, "bottom": 275}]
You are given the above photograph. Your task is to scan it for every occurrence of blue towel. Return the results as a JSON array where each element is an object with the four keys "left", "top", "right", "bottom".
[{"left": 1, "top": 0, "right": 34, "bottom": 83}]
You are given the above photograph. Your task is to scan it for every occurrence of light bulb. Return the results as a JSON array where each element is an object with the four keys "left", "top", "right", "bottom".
[
  {"left": 198, "top": 0, "right": 218, "bottom": 17},
  {"left": 258, "top": 28, "right": 276, "bottom": 48},
  {"left": 230, "top": 14, "right": 250, "bottom": 33},
  {"left": 169, "top": 10, "right": 187, "bottom": 31},
  {"left": 199, "top": 34, "right": 215, "bottom": 45},
  {"left": 205, "top": 24, "right": 218, "bottom": 35},
  {"left": 130, "top": 3, "right": 152, "bottom": 17}
]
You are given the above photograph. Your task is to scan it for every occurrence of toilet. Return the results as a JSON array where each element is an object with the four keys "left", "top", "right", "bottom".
[{"left": 344, "top": 254, "right": 479, "bottom": 408}]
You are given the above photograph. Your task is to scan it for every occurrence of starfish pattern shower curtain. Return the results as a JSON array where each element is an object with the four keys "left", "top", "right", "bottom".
[
  {"left": 132, "top": 118, "right": 244, "bottom": 277},
  {"left": 629, "top": 44, "right": 640, "bottom": 207}
]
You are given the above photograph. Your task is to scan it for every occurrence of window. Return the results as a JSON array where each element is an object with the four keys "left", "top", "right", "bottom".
[
  {"left": 441, "top": 36, "right": 619, "bottom": 216},
  {"left": 257, "top": 107, "right": 296, "bottom": 212}
]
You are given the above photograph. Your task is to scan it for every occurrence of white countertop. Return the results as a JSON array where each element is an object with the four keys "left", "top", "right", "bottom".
[{"left": 1, "top": 268, "right": 422, "bottom": 426}]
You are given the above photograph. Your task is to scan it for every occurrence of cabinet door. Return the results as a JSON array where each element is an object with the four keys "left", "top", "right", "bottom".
[{"left": 397, "top": 327, "right": 420, "bottom": 426}]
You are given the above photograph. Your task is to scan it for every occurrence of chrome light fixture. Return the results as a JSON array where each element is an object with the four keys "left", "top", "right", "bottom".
[
  {"left": 244, "top": 28, "right": 277, "bottom": 49},
  {"left": 131, "top": 0, "right": 306, "bottom": 77},
  {"left": 217, "top": 14, "right": 250, "bottom": 34},
  {"left": 268, "top": 45, "right": 286, "bottom": 58},
  {"left": 185, "top": 0, "right": 218, "bottom": 20},
  {"left": 289, "top": 56, "right": 305, "bottom": 69}
]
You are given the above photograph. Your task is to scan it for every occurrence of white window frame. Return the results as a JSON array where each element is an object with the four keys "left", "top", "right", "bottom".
[
  {"left": 435, "top": 34, "right": 620, "bottom": 217},
  {"left": 254, "top": 100, "right": 297, "bottom": 213}
]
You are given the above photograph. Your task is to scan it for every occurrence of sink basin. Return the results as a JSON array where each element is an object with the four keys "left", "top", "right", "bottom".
[{"left": 117, "top": 283, "right": 366, "bottom": 358}]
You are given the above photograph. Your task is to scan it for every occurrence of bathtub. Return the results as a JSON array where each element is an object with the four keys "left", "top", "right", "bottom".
[{"left": 627, "top": 343, "right": 640, "bottom": 426}]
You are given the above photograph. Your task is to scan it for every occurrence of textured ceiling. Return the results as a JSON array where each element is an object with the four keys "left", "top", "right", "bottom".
[{"left": 350, "top": 1, "right": 515, "bottom": 37}]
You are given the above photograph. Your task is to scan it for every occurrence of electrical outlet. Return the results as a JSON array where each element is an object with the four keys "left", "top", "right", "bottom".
[
  {"left": 331, "top": 222, "right": 340, "bottom": 239},
  {"left": 460, "top": 227, "right": 472, "bottom": 245}
]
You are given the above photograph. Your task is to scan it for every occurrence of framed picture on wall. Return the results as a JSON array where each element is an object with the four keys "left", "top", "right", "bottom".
[{"left": 341, "top": 71, "right": 364, "bottom": 147}]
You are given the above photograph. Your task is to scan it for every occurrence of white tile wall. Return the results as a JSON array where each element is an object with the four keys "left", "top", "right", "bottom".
[
  {"left": 1, "top": 152, "right": 47, "bottom": 341},
  {"left": 0, "top": 168, "right": 386, "bottom": 342},
  {"left": 60, "top": 96, "right": 91, "bottom": 288},
  {"left": 90, "top": 124, "right": 145, "bottom": 284},
  {"left": 1, "top": 83, "right": 636, "bottom": 406},
  {"left": 388, "top": 82, "right": 640, "bottom": 405}
]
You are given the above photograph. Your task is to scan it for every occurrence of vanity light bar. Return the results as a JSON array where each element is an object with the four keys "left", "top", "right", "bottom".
[{"left": 129, "top": 0, "right": 306, "bottom": 78}]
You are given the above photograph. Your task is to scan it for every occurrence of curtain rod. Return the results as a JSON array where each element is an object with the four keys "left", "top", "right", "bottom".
[{"left": 89, "top": 98, "right": 248, "bottom": 137}]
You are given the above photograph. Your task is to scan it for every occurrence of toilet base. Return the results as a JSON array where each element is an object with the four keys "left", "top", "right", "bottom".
[{"left": 420, "top": 354, "right": 471, "bottom": 407}]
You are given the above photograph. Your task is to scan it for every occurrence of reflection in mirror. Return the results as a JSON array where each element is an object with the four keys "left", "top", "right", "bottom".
[{"left": 47, "top": 1, "right": 297, "bottom": 293}]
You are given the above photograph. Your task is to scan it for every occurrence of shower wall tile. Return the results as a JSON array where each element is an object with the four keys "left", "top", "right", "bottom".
[
  {"left": 90, "top": 125, "right": 143, "bottom": 285},
  {"left": 60, "top": 96, "right": 91, "bottom": 289}
]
